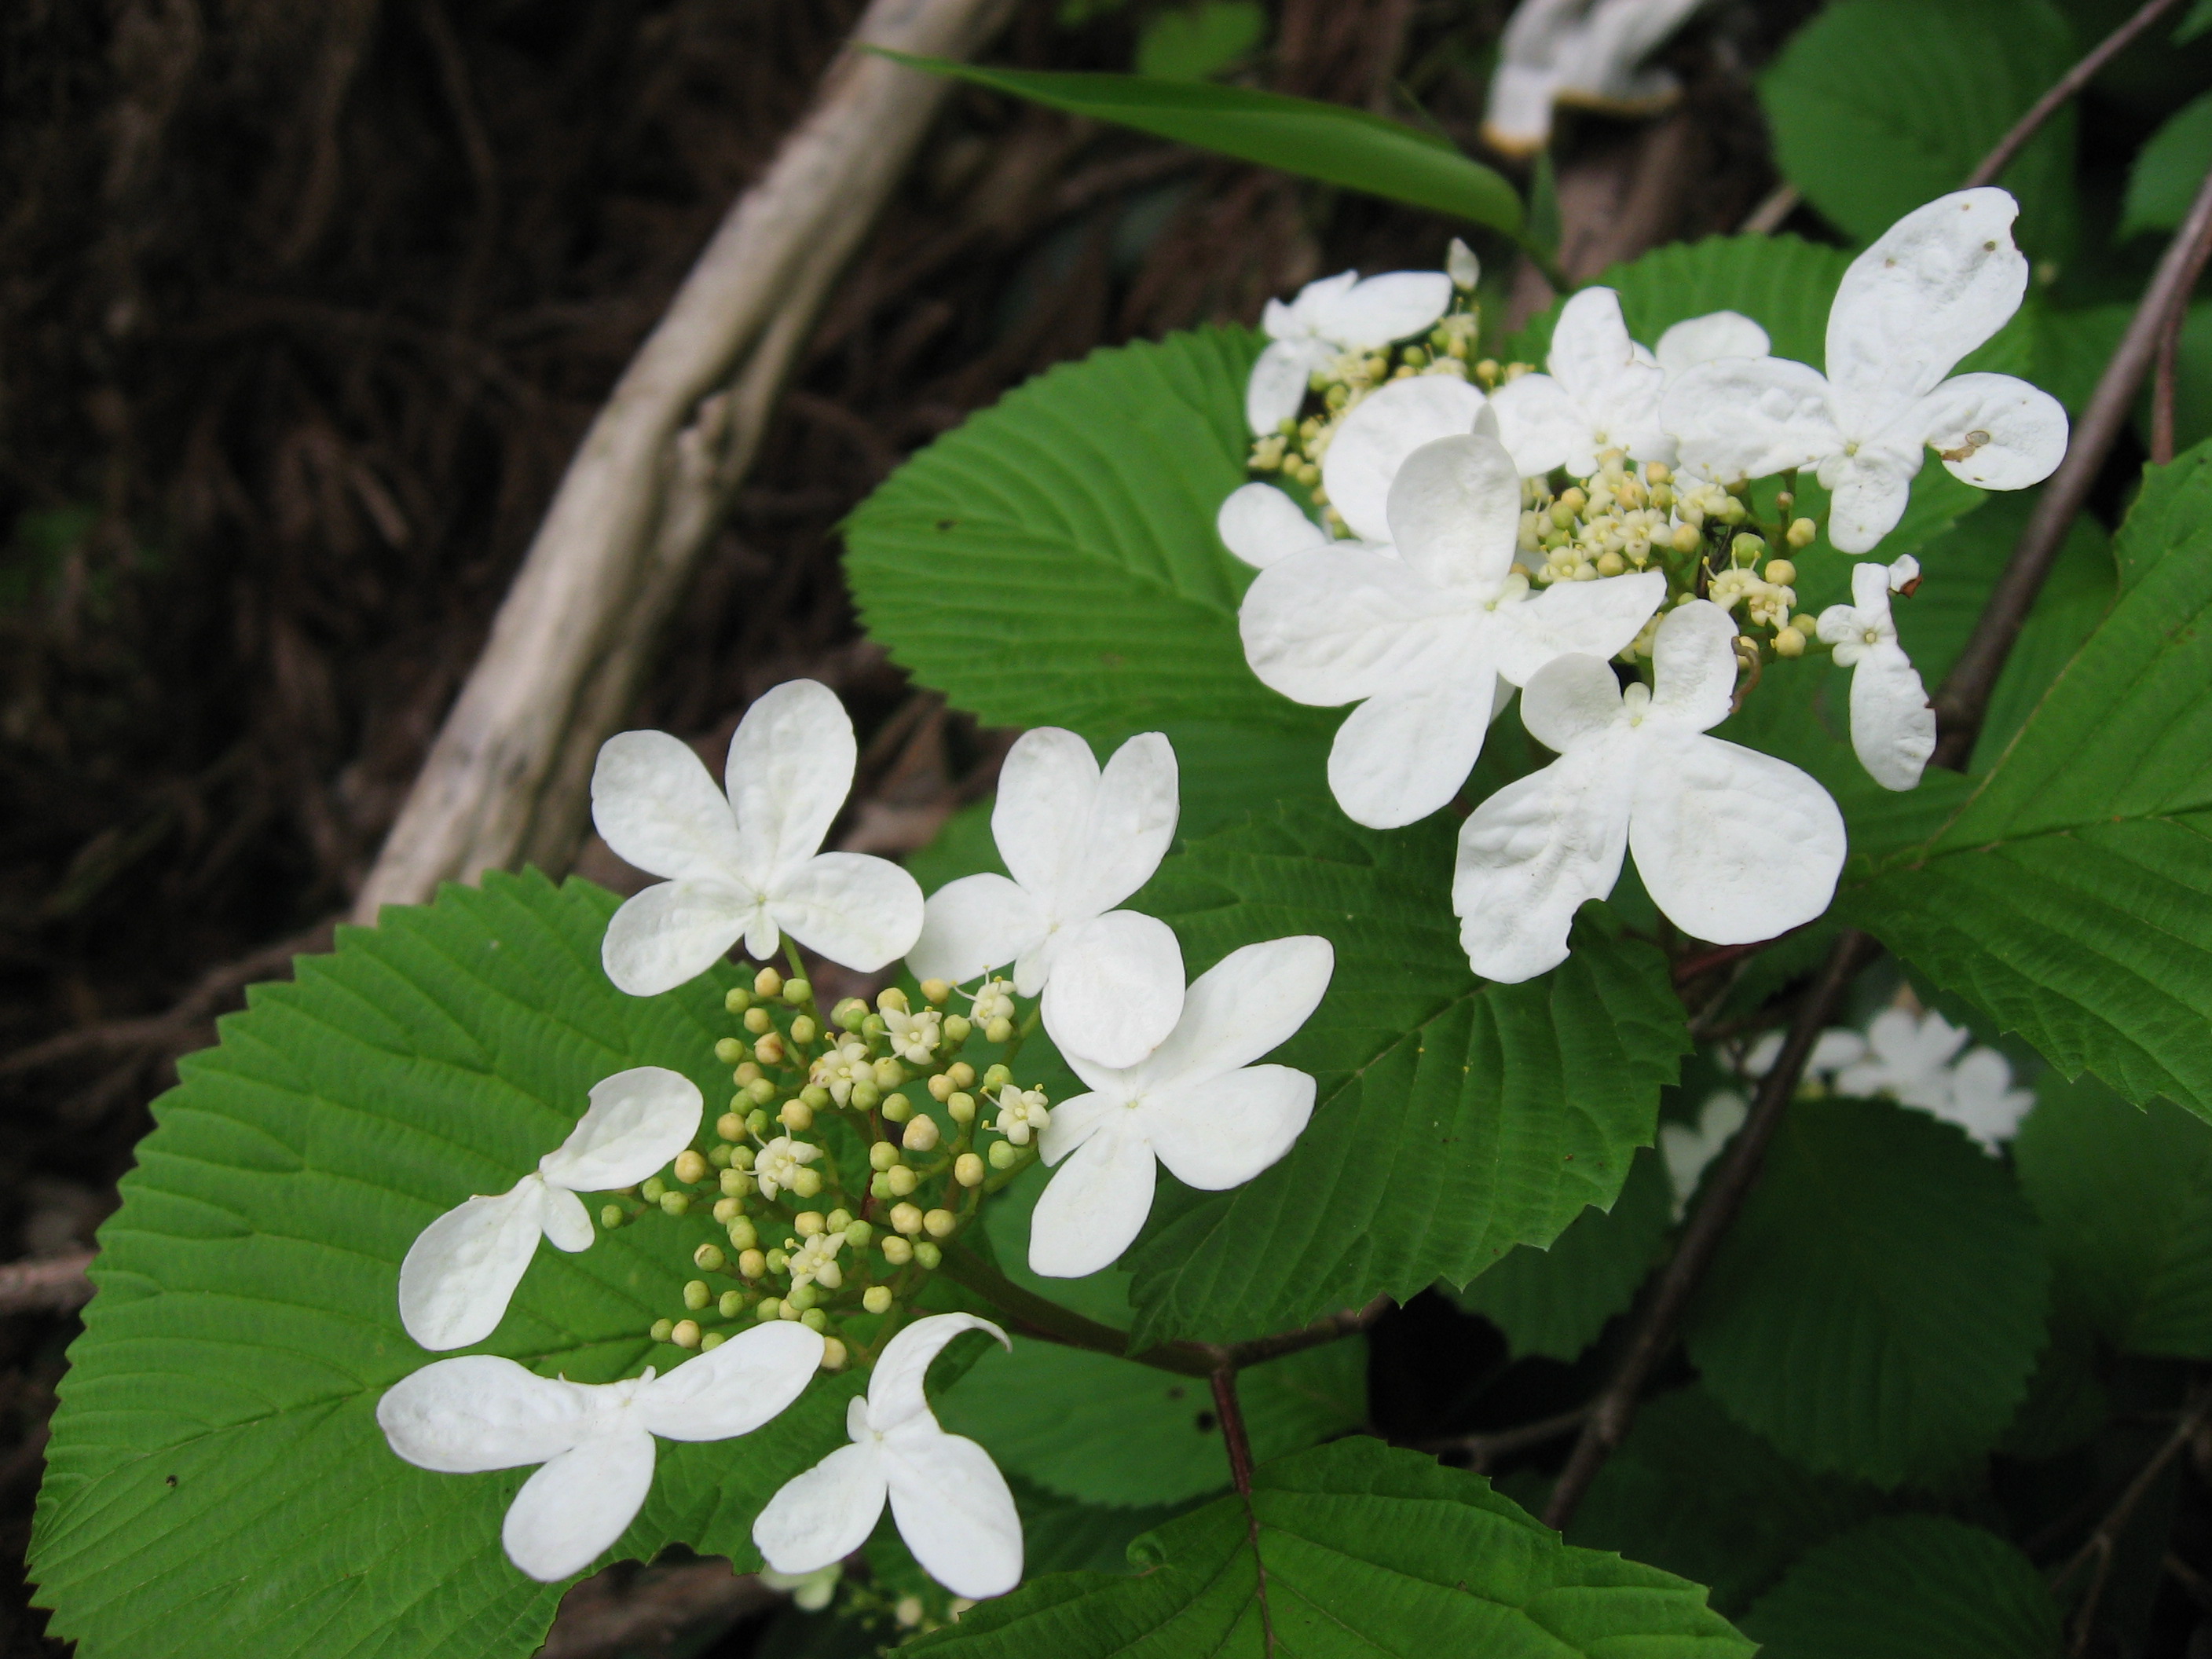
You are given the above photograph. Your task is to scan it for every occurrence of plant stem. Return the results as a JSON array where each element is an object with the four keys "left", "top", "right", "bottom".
[
  {"left": 936, "top": 1241, "right": 1218, "bottom": 1376},
  {"left": 1419, "top": 1404, "right": 1592, "bottom": 1472},
  {"left": 1932, "top": 156, "right": 2212, "bottom": 766},
  {"left": 2053, "top": 1383, "right": 2212, "bottom": 1654},
  {"left": 1211, "top": 1365, "right": 1276, "bottom": 1657},
  {"left": 1965, "top": 0, "right": 2186, "bottom": 189},
  {"left": 2152, "top": 207, "right": 2212, "bottom": 466},
  {"left": 1543, "top": 928, "right": 1881, "bottom": 1529}
]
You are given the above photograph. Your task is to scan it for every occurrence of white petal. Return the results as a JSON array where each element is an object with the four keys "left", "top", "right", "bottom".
[
  {"left": 1217, "top": 482, "right": 1328, "bottom": 569},
  {"left": 727, "top": 680, "right": 855, "bottom": 882},
  {"left": 1491, "top": 571, "right": 1667, "bottom": 687},
  {"left": 1144, "top": 1065, "right": 1317, "bottom": 1190},
  {"left": 869, "top": 1313, "right": 1010, "bottom": 1434},
  {"left": 1903, "top": 373, "right": 2069, "bottom": 491},
  {"left": 1320, "top": 375, "right": 1486, "bottom": 544},
  {"left": 640, "top": 1321, "right": 826, "bottom": 1441},
  {"left": 1661, "top": 357, "right": 1841, "bottom": 480},
  {"left": 753, "top": 1442, "right": 888, "bottom": 1577},
  {"left": 503, "top": 1428, "right": 657, "bottom": 1582},
  {"left": 1036, "top": 1089, "right": 1118, "bottom": 1166},
  {"left": 1655, "top": 311, "right": 1770, "bottom": 378},
  {"left": 1239, "top": 545, "right": 1478, "bottom": 705},
  {"left": 397, "top": 1180, "right": 551, "bottom": 1352},
  {"left": 906, "top": 873, "right": 1046, "bottom": 987},
  {"left": 540, "top": 1066, "right": 704, "bottom": 1192},
  {"left": 377, "top": 1354, "right": 594, "bottom": 1472},
  {"left": 1484, "top": 62, "right": 1562, "bottom": 153},
  {"left": 1628, "top": 733, "right": 1844, "bottom": 945},
  {"left": 768, "top": 853, "right": 925, "bottom": 972},
  {"left": 1040, "top": 911, "right": 1186, "bottom": 1069},
  {"left": 1827, "top": 188, "right": 2030, "bottom": 434},
  {"left": 1246, "top": 339, "right": 1318, "bottom": 434},
  {"left": 538, "top": 1185, "right": 595, "bottom": 1254},
  {"left": 1283, "top": 271, "right": 1359, "bottom": 332},
  {"left": 1826, "top": 449, "right": 1920, "bottom": 555},
  {"left": 992, "top": 727, "right": 1103, "bottom": 903},
  {"left": 1132, "top": 936, "right": 1335, "bottom": 1090},
  {"left": 1027, "top": 1121, "right": 1159, "bottom": 1279},
  {"left": 1317, "top": 271, "right": 1455, "bottom": 350},
  {"left": 1848, "top": 643, "right": 1936, "bottom": 792},
  {"left": 1545, "top": 287, "right": 1668, "bottom": 459},
  {"left": 601, "top": 880, "right": 753, "bottom": 998},
  {"left": 1486, "top": 372, "right": 1588, "bottom": 476},
  {"left": 1452, "top": 742, "right": 1634, "bottom": 983},
  {"left": 1064, "top": 731, "right": 1181, "bottom": 919},
  {"left": 883, "top": 1426, "right": 1024, "bottom": 1599},
  {"left": 1326, "top": 674, "right": 1500, "bottom": 830},
  {"left": 1518, "top": 651, "right": 1624, "bottom": 753},
  {"left": 1812, "top": 1029, "right": 1871, "bottom": 1075},
  {"left": 1383, "top": 431, "right": 1522, "bottom": 592},
  {"left": 591, "top": 730, "right": 746, "bottom": 884},
  {"left": 1649, "top": 599, "right": 1741, "bottom": 734}
]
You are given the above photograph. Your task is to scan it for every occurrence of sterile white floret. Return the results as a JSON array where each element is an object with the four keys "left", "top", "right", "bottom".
[
  {"left": 1245, "top": 269, "right": 1456, "bottom": 434},
  {"left": 1818, "top": 558, "right": 1936, "bottom": 790}
]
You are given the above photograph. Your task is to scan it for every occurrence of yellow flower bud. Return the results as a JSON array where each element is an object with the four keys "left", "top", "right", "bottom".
[
  {"left": 1774, "top": 626, "right": 1807, "bottom": 657},
  {"left": 955, "top": 1153, "right": 985, "bottom": 1188},
  {"left": 1764, "top": 559, "right": 1797, "bottom": 587},
  {"left": 753, "top": 966, "right": 782, "bottom": 998},
  {"left": 863, "top": 1286, "right": 894, "bottom": 1315},
  {"left": 891, "top": 1203, "right": 925, "bottom": 1236},
  {"left": 789, "top": 1015, "right": 816, "bottom": 1046},
  {"left": 928, "top": 1072, "right": 955, "bottom": 1102},
  {"left": 903, "top": 1115, "right": 941, "bottom": 1152},
  {"left": 738, "top": 1248, "right": 766, "bottom": 1278},
  {"left": 794, "top": 1210, "right": 824, "bottom": 1236},
  {"left": 919, "top": 978, "right": 951, "bottom": 1005},
  {"left": 673, "top": 1149, "right": 708, "bottom": 1185},
  {"left": 881, "top": 1234, "right": 914, "bottom": 1265},
  {"left": 923, "top": 1208, "right": 957, "bottom": 1238},
  {"left": 754, "top": 1033, "right": 786, "bottom": 1065},
  {"left": 1672, "top": 523, "right": 1702, "bottom": 554},
  {"left": 821, "top": 1338, "right": 848, "bottom": 1370},
  {"left": 672, "top": 1319, "right": 702, "bottom": 1350},
  {"left": 713, "top": 1196, "right": 740, "bottom": 1224},
  {"left": 885, "top": 1164, "right": 918, "bottom": 1197},
  {"left": 779, "top": 1099, "right": 814, "bottom": 1132},
  {"left": 1788, "top": 516, "right": 1817, "bottom": 548}
]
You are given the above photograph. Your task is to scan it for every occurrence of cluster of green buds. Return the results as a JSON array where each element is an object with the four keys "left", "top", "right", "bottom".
[{"left": 597, "top": 963, "right": 1051, "bottom": 1372}]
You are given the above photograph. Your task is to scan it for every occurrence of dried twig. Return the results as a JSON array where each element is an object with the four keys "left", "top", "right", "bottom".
[
  {"left": 541, "top": 1558, "right": 780, "bottom": 1658},
  {"left": 352, "top": 0, "right": 1016, "bottom": 921},
  {"left": 1964, "top": 0, "right": 2188, "bottom": 190},
  {"left": 2051, "top": 1384, "right": 2212, "bottom": 1655},
  {"left": 1421, "top": 1405, "right": 1592, "bottom": 1473},
  {"left": 0, "top": 1252, "right": 96, "bottom": 1317}
]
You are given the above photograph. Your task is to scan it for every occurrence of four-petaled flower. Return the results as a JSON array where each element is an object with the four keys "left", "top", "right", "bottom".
[
  {"left": 1660, "top": 1090, "right": 1746, "bottom": 1218},
  {"left": 1663, "top": 189, "right": 2068, "bottom": 552},
  {"left": 1942, "top": 1046, "right": 2037, "bottom": 1153},
  {"left": 1245, "top": 269, "right": 1455, "bottom": 434},
  {"left": 754, "top": 1136, "right": 821, "bottom": 1203},
  {"left": 1818, "top": 556, "right": 1934, "bottom": 790},
  {"left": 1240, "top": 413, "right": 1664, "bottom": 828},
  {"left": 591, "top": 679, "right": 925, "bottom": 996},
  {"left": 881, "top": 1006, "right": 941, "bottom": 1065},
  {"left": 399, "top": 1067, "right": 702, "bottom": 1351},
  {"left": 786, "top": 1232, "right": 844, "bottom": 1292},
  {"left": 753, "top": 1313, "right": 1023, "bottom": 1599},
  {"left": 907, "top": 728, "right": 1183, "bottom": 1068},
  {"left": 1030, "top": 936, "right": 1335, "bottom": 1279},
  {"left": 990, "top": 1084, "right": 1051, "bottom": 1146},
  {"left": 379, "top": 1324, "right": 823, "bottom": 1581},
  {"left": 1453, "top": 599, "right": 1845, "bottom": 983},
  {"left": 1489, "top": 287, "right": 1673, "bottom": 476},
  {"left": 1482, "top": 0, "right": 1709, "bottom": 156},
  {"left": 811, "top": 1039, "right": 873, "bottom": 1107}
]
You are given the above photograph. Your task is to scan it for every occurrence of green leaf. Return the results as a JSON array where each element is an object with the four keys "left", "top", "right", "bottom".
[
  {"left": 877, "top": 57, "right": 1525, "bottom": 238},
  {"left": 2185, "top": 0, "right": 2212, "bottom": 42},
  {"left": 1448, "top": 1147, "right": 1672, "bottom": 1362},
  {"left": 1566, "top": 1388, "right": 1886, "bottom": 1616},
  {"left": 1012, "top": 1477, "right": 1185, "bottom": 1577},
  {"left": 2122, "top": 89, "right": 2212, "bottom": 238},
  {"left": 910, "top": 1437, "right": 1752, "bottom": 1658},
  {"left": 2030, "top": 299, "right": 2131, "bottom": 418},
  {"left": 2111, "top": 437, "right": 2212, "bottom": 588},
  {"left": 1741, "top": 1517, "right": 2064, "bottom": 1659},
  {"left": 938, "top": 1328, "right": 1365, "bottom": 1507},
  {"left": 1682, "top": 1098, "right": 2049, "bottom": 1488},
  {"left": 1841, "top": 450, "right": 2212, "bottom": 1117},
  {"left": 31, "top": 873, "right": 858, "bottom": 1659},
  {"left": 1113, "top": 807, "right": 1688, "bottom": 1346},
  {"left": 1760, "top": 0, "right": 2078, "bottom": 255},
  {"left": 1133, "top": 2, "right": 1264, "bottom": 81},
  {"left": 2013, "top": 1074, "right": 2212, "bottom": 1358}
]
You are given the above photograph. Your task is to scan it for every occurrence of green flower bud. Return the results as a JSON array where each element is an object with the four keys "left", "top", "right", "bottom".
[
  {"left": 683, "top": 1280, "right": 712, "bottom": 1310},
  {"left": 1730, "top": 531, "right": 1766, "bottom": 568},
  {"left": 868, "top": 1141, "right": 901, "bottom": 1172},
  {"left": 727, "top": 1216, "right": 758, "bottom": 1251},
  {"left": 987, "top": 1141, "right": 1018, "bottom": 1170},
  {"left": 745, "top": 1107, "right": 771, "bottom": 1136},
  {"left": 782, "top": 977, "right": 811, "bottom": 1006},
  {"left": 600, "top": 1204, "right": 625, "bottom": 1229},
  {"left": 943, "top": 1014, "right": 972, "bottom": 1046},
  {"left": 720, "top": 1289, "right": 745, "bottom": 1319},
  {"left": 851, "top": 1079, "right": 881, "bottom": 1111},
  {"left": 790, "top": 1168, "right": 822, "bottom": 1199},
  {"left": 914, "top": 1243, "right": 942, "bottom": 1270},
  {"left": 869, "top": 1172, "right": 895, "bottom": 1202},
  {"left": 948, "top": 1091, "right": 976, "bottom": 1125},
  {"left": 800, "top": 1084, "right": 830, "bottom": 1110},
  {"left": 863, "top": 1286, "right": 894, "bottom": 1315},
  {"left": 707, "top": 1142, "right": 732, "bottom": 1168},
  {"left": 801, "top": 1308, "right": 829, "bottom": 1333},
  {"left": 826, "top": 1208, "right": 853, "bottom": 1232},
  {"left": 755, "top": 1298, "right": 783, "bottom": 1322},
  {"left": 746, "top": 1079, "right": 777, "bottom": 1106},
  {"left": 766, "top": 1249, "right": 790, "bottom": 1273},
  {"left": 724, "top": 987, "right": 752, "bottom": 1014},
  {"left": 884, "top": 1165, "right": 917, "bottom": 1197},
  {"left": 844, "top": 1219, "right": 873, "bottom": 1248},
  {"left": 789, "top": 1015, "right": 818, "bottom": 1046},
  {"left": 872, "top": 1057, "right": 905, "bottom": 1089},
  {"left": 640, "top": 1177, "right": 667, "bottom": 1203},
  {"left": 660, "top": 1191, "right": 690, "bottom": 1218},
  {"left": 742, "top": 1006, "right": 773, "bottom": 1035},
  {"left": 862, "top": 1013, "right": 887, "bottom": 1038},
  {"left": 713, "top": 1037, "right": 746, "bottom": 1066},
  {"left": 694, "top": 1243, "right": 727, "bottom": 1273},
  {"left": 985, "top": 1016, "right": 1015, "bottom": 1045},
  {"left": 786, "top": 1282, "right": 819, "bottom": 1312},
  {"left": 833, "top": 997, "right": 869, "bottom": 1031},
  {"left": 699, "top": 1331, "right": 724, "bottom": 1351},
  {"left": 728, "top": 1144, "right": 756, "bottom": 1172},
  {"left": 983, "top": 1064, "right": 1013, "bottom": 1089},
  {"left": 881, "top": 1091, "right": 913, "bottom": 1123},
  {"left": 650, "top": 1317, "right": 675, "bottom": 1344}
]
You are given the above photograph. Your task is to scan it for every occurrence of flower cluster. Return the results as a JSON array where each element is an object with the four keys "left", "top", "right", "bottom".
[
  {"left": 1224, "top": 189, "right": 2068, "bottom": 982},
  {"left": 1745, "top": 1004, "right": 2036, "bottom": 1152}
]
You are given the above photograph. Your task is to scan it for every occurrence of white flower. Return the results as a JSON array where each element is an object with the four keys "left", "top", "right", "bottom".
[
  {"left": 1319, "top": 373, "right": 1488, "bottom": 547},
  {"left": 1453, "top": 599, "right": 1845, "bottom": 983},
  {"left": 1659, "top": 1090, "right": 1746, "bottom": 1217},
  {"left": 1943, "top": 1046, "right": 2035, "bottom": 1152},
  {"left": 811, "top": 1039, "right": 873, "bottom": 1107},
  {"left": 399, "top": 1068, "right": 701, "bottom": 1352},
  {"left": 989, "top": 1084, "right": 1051, "bottom": 1147},
  {"left": 1240, "top": 413, "right": 1664, "bottom": 829},
  {"left": 1488, "top": 287, "right": 1673, "bottom": 475},
  {"left": 1246, "top": 269, "right": 1456, "bottom": 434},
  {"left": 787, "top": 1232, "right": 844, "bottom": 1292},
  {"left": 1654, "top": 311, "right": 1770, "bottom": 380},
  {"left": 1832, "top": 1007, "right": 2033, "bottom": 1151},
  {"left": 969, "top": 977, "right": 1016, "bottom": 1026},
  {"left": 760, "top": 1565, "right": 842, "bottom": 1611},
  {"left": 591, "top": 679, "right": 925, "bottom": 996},
  {"left": 1741, "top": 1027, "right": 1870, "bottom": 1084},
  {"left": 754, "top": 1136, "right": 821, "bottom": 1203},
  {"left": 378, "top": 1324, "right": 823, "bottom": 1581},
  {"left": 1482, "top": 0, "right": 1709, "bottom": 155},
  {"left": 1029, "top": 936, "right": 1334, "bottom": 1279},
  {"left": 753, "top": 1313, "right": 1022, "bottom": 1599},
  {"left": 881, "top": 1006, "right": 941, "bottom": 1064},
  {"left": 1818, "top": 559, "right": 1936, "bottom": 790},
  {"left": 1663, "top": 189, "right": 2069, "bottom": 553},
  {"left": 907, "top": 729, "right": 1182, "bottom": 1069},
  {"left": 1217, "top": 482, "right": 1331, "bottom": 570}
]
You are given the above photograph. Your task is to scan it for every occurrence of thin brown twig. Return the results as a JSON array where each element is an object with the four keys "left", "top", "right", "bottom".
[
  {"left": 2052, "top": 1384, "right": 2212, "bottom": 1654},
  {"left": 0, "top": 1251, "right": 97, "bottom": 1316},
  {"left": 1419, "top": 1405, "right": 1592, "bottom": 1472},
  {"left": 1965, "top": 0, "right": 2187, "bottom": 189},
  {"left": 2151, "top": 217, "right": 2212, "bottom": 466},
  {"left": 1543, "top": 929, "right": 1881, "bottom": 1529},
  {"left": 1211, "top": 1367, "right": 1276, "bottom": 1657},
  {"left": 1932, "top": 156, "right": 2212, "bottom": 764}
]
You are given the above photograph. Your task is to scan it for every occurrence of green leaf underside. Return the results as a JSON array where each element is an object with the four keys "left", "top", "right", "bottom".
[
  {"left": 1449, "top": 1147, "right": 1672, "bottom": 1363},
  {"left": 877, "top": 57, "right": 1525, "bottom": 237},
  {"left": 1119, "top": 808, "right": 1688, "bottom": 1347},
  {"left": 1741, "top": 1516, "right": 2063, "bottom": 1659},
  {"left": 1682, "top": 1098, "right": 2048, "bottom": 1489},
  {"left": 2014, "top": 1075, "right": 2212, "bottom": 1359},
  {"left": 1566, "top": 1388, "right": 1886, "bottom": 1617},
  {"left": 1841, "top": 442, "right": 2212, "bottom": 1119},
  {"left": 2122, "top": 90, "right": 2212, "bottom": 240},
  {"left": 32, "top": 873, "right": 860, "bottom": 1659},
  {"left": 1760, "top": 0, "right": 2078, "bottom": 254},
  {"left": 910, "top": 1437, "right": 1752, "bottom": 1658},
  {"left": 938, "top": 1333, "right": 1366, "bottom": 1508}
]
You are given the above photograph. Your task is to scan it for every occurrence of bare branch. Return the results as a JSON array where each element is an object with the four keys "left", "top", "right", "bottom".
[
  {"left": 1965, "top": 0, "right": 2187, "bottom": 190},
  {"left": 0, "top": 1251, "right": 96, "bottom": 1316}
]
